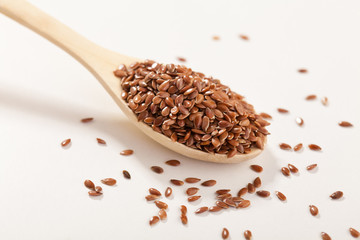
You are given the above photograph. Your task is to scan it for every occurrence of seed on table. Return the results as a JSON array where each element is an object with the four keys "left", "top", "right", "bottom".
[
  {"left": 216, "top": 189, "right": 231, "bottom": 195},
  {"left": 101, "top": 178, "right": 116, "bottom": 186},
  {"left": 238, "top": 187, "right": 248, "bottom": 197},
  {"left": 180, "top": 214, "right": 188, "bottom": 225},
  {"left": 222, "top": 228, "right": 229, "bottom": 239},
  {"left": 177, "top": 57, "right": 186, "bottom": 62},
  {"left": 180, "top": 205, "right": 187, "bottom": 215},
  {"left": 149, "top": 216, "right": 159, "bottom": 226},
  {"left": 298, "top": 68, "right": 308, "bottom": 73},
  {"left": 170, "top": 179, "right": 184, "bottom": 186},
  {"left": 96, "top": 138, "right": 106, "bottom": 144},
  {"left": 259, "top": 112, "right": 272, "bottom": 119},
  {"left": 256, "top": 190, "right": 270, "bottom": 198},
  {"left": 145, "top": 195, "right": 159, "bottom": 201},
  {"left": 216, "top": 200, "right": 229, "bottom": 209},
  {"left": 306, "top": 164, "right": 318, "bottom": 171},
  {"left": 237, "top": 200, "right": 251, "bottom": 208},
  {"left": 212, "top": 35, "right": 220, "bottom": 40},
  {"left": 201, "top": 180, "right": 217, "bottom": 187},
  {"left": 122, "top": 170, "right": 131, "bottom": 179},
  {"left": 281, "top": 167, "right": 291, "bottom": 176},
  {"left": 339, "top": 121, "right": 353, "bottom": 127},
  {"left": 165, "top": 159, "right": 181, "bottom": 166},
  {"left": 279, "top": 143, "right": 292, "bottom": 150},
  {"left": 195, "top": 206, "right": 208, "bottom": 214},
  {"left": 88, "top": 190, "right": 102, "bottom": 196},
  {"left": 165, "top": 187, "right": 172, "bottom": 197},
  {"left": 95, "top": 186, "right": 102, "bottom": 192},
  {"left": 247, "top": 183, "right": 255, "bottom": 193},
  {"left": 239, "top": 34, "right": 249, "bottom": 40},
  {"left": 309, "top": 205, "right": 319, "bottom": 216},
  {"left": 294, "top": 143, "right": 303, "bottom": 152},
  {"left": 244, "top": 230, "right": 252, "bottom": 240},
  {"left": 224, "top": 198, "right": 237, "bottom": 207},
  {"left": 250, "top": 165, "right": 263, "bottom": 173},
  {"left": 253, "top": 177, "right": 261, "bottom": 188},
  {"left": 288, "top": 164, "right": 299, "bottom": 173},
  {"left": 349, "top": 228, "right": 360, "bottom": 238},
  {"left": 306, "top": 94, "right": 317, "bottom": 100},
  {"left": 232, "top": 197, "right": 244, "bottom": 202},
  {"left": 308, "top": 144, "right": 322, "bottom": 151},
  {"left": 151, "top": 166, "right": 164, "bottom": 174},
  {"left": 186, "top": 187, "right": 199, "bottom": 196},
  {"left": 84, "top": 180, "right": 95, "bottom": 190},
  {"left": 61, "top": 138, "right": 71, "bottom": 147},
  {"left": 217, "top": 193, "right": 232, "bottom": 200},
  {"left": 185, "top": 177, "right": 201, "bottom": 183},
  {"left": 321, "top": 97, "right": 328, "bottom": 106},
  {"left": 277, "top": 108, "right": 289, "bottom": 113},
  {"left": 188, "top": 196, "right": 201, "bottom": 202},
  {"left": 295, "top": 117, "right": 304, "bottom": 126},
  {"left": 275, "top": 191, "right": 286, "bottom": 201},
  {"left": 155, "top": 200, "right": 168, "bottom": 209},
  {"left": 149, "top": 188, "right": 161, "bottom": 196},
  {"left": 321, "top": 232, "right": 331, "bottom": 240},
  {"left": 120, "top": 149, "right": 133, "bottom": 156},
  {"left": 209, "top": 206, "right": 222, "bottom": 212},
  {"left": 81, "top": 117, "right": 93, "bottom": 123},
  {"left": 158, "top": 209, "right": 167, "bottom": 220},
  {"left": 330, "top": 191, "right": 343, "bottom": 199}
]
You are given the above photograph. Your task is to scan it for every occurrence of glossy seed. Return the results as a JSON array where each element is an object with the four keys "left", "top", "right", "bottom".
[
  {"left": 277, "top": 108, "right": 289, "bottom": 113},
  {"left": 209, "top": 206, "right": 222, "bottom": 212},
  {"left": 308, "top": 144, "right": 322, "bottom": 151},
  {"left": 238, "top": 187, "right": 248, "bottom": 197},
  {"left": 275, "top": 191, "right": 286, "bottom": 201},
  {"left": 165, "top": 187, "right": 172, "bottom": 197},
  {"left": 101, "top": 178, "right": 116, "bottom": 186},
  {"left": 244, "top": 230, "right": 252, "bottom": 240},
  {"left": 259, "top": 112, "right": 272, "bottom": 119},
  {"left": 88, "top": 190, "right": 102, "bottom": 196},
  {"left": 81, "top": 117, "right": 93, "bottom": 123},
  {"left": 149, "top": 216, "right": 159, "bottom": 226},
  {"left": 279, "top": 143, "right": 292, "bottom": 150},
  {"left": 61, "top": 138, "right": 71, "bottom": 147},
  {"left": 321, "top": 232, "right": 331, "bottom": 240},
  {"left": 298, "top": 68, "right": 308, "bottom": 73},
  {"left": 253, "top": 177, "right": 261, "bottom": 188},
  {"left": 201, "top": 180, "right": 217, "bottom": 187},
  {"left": 145, "top": 195, "right": 159, "bottom": 201},
  {"left": 217, "top": 193, "right": 232, "bottom": 200},
  {"left": 180, "top": 205, "right": 187, "bottom": 215},
  {"left": 288, "top": 164, "right": 299, "bottom": 173},
  {"left": 256, "top": 190, "right": 270, "bottom": 198},
  {"left": 185, "top": 177, "right": 201, "bottom": 183},
  {"left": 186, "top": 187, "right": 199, "bottom": 196},
  {"left": 188, "top": 196, "right": 201, "bottom": 202},
  {"left": 165, "top": 159, "right": 181, "bottom": 166},
  {"left": 84, "top": 180, "right": 95, "bottom": 190},
  {"left": 349, "top": 228, "right": 360, "bottom": 238},
  {"left": 237, "top": 200, "right": 251, "bottom": 208},
  {"left": 250, "top": 165, "right": 263, "bottom": 173},
  {"left": 309, "top": 205, "right": 319, "bottom": 216},
  {"left": 151, "top": 166, "right": 164, "bottom": 174},
  {"left": 294, "top": 143, "right": 303, "bottom": 152},
  {"left": 170, "top": 179, "right": 184, "bottom": 186},
  {"left": 306, "top": 94, "right": 317, "bottom": 100},
  {"left": 177, "top": 57, "right": 186, "bottom": 62},
  {"left": 339, "top": 121, "right": 353, "bottom": 127},
  {"left": 195, "top": 206, "right": 208, "bottom": 214},
  {"left": 122, "top": 170, "right": 131, "bottom": 179},
  {"left": 247, "top": 183, "right": 255, "bottom": 193},
  {"left": 155, "top": 200, "right": 168, "bottom": 209},
  {"left": 306, "top": 164, "right": 318, "bottom": 171},
  {"left": 281, "top": 167, "right": 291, "bottom": 176},
  {"left": 158, "top": 209, "right": 167, "bottom": 220},
  {"left": 180, "top": 214, "right": 188, "bottom": 224},
  {"left": 120, "top": 149, "right": 133, "bottom": 156},
  {"left": 96, "top": 138, "right": 106, "bottom": 144},
  {"left": 216, "top": 189, "right": 231, "bottom": 195},
  {"left": 222, "top": 228, "right": 229, "bottom": 239},
  {"left": 330, "top": 191, "right": 343, "bottom": 199},
  {"left": 224, "top": 198, "right": 237, "bottom": 207},
  {"left": 95, "top": 186, "right": 102, "bottom": 192},
  {"left": 149, "top": 188, "right": 161, "bottom": 196},
  {"left": 296, "top": 117, "right": 304, "bottom": 126},
  {"left": 216, "top": 200, "right": 229, "bottom": 209}
]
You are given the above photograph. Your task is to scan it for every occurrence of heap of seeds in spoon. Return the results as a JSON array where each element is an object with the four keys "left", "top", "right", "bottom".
[{"left": 114, "top": 60, "right": 270, "bottom": 158}]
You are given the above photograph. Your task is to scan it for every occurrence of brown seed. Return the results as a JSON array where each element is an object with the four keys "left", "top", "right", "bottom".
[
  {"left": 180, "top": 214, "right": 188, "bottom": 224},
  {"left": 84, "top": 180, "right": 95, "bottom": 190},
  {"left": 294, "top": 143, "right": 303, "bottom": 152},
  {"left": 305, "top": 94, "right": 317, "bottom": 100},
  {"left": 222, "top": 228, "right": 229, "bottom": 239},
  {"left": 238, "top": 187, "right": 248, "bottom": 197},
  {"left": 247, "top": 183, "right": 255, "bottom": 193},
  {"left": 188, "top": 195, "right": 201, "bottom": 202},
  {"left": 122, "top": 170, "right": 131, "bottom": 179},
  {"left": 155, "top": 200, "right": 168, "bottom": 209},
  {"left": 195, "top": 206, "right": 208, "bottom": 214},
  {"left": 239, "top": 34, "right": 249, "bottom": 40},
  {"left": 295, "top": 117, "right": 304, "bottom": 126},
  {"left": 298, "top": 68, "right": 308, "bottom": 73},
  {"left": 151, "top": 166, "right": 164, "bottom": 174},
  {"left": 88, "top": 190, "right": 102, "bottom": 196},
  {"left": 177, "top": 57, "right": 186, "bottom": 62},
  {"left": 216, "top": 200, "right": 229, "bottom": 209},
  {"left": 306, "top": 164, "right": 318, "bottom": 171},
  {"left": 201, "top": 180, "right": 217, "bottom": 187},
  {"left": 170, "top": 179, "right": 184, "bottom": 186},
  {"left": 223, "top": 198, "right": 237, "bottom": 207},
  {"left": 95, "top": 186, "right": 102, "bottom": 192},
  {"left": 321, "top": 232, "right": 331, "bottom": 240},
  {"left": 149, "top": 188, "right": 161, "bottom": 196},
  {"left": 275, "top": 191, "right": 286, "bottom": 201},
  {"left": 244, "top": 230, "right": 252, "bottom": 240},
  {"left": 339, "top": 121, "right": 353, "bottom": 127},
  {"left": 212, "top": 35, "right": 220, "bottom": 41},
  {"left": 288, "top": 164, "right": 299, "bottom": 173},
  {"left": 158, "top": 209, "right": 167, "bottom": 220},
  {"left": 165, "top": 187, "right": 172, "bottom": 197},
  {"left": 232, "top": 196, "right": 244, "bottom": 202},
  {"left": 308, "top": 144, "right": 322, "bottom": 151},
  {"left": 217, "top": 193, "right": 232, "bottom": 200},
  {"left": 101, "top": 178, "right": 116, "bottom": 186},
  {"left": 259, "top": 112, "right": 272, "bottom": 119},
  {"left": 256, "top": 190, "right": 270, "bottom": 198},
  {"left": 237, "top": 200, "right": 251, "bottom": 208},
  {"left": 253, "top": 177, "right": 261, "bottom": 188},
  {"left": 61, "top": 138, "right": 71, "bottom": 147},
  {"left": 209, "top": 206, "right": 222, "bottom": 212},
  {"left": 185, "top": 177, "right": 201, "bottom": 183},
  {"left": 349, "top": 228, "right": 360, "bottom": 238},
  {"left": 120, "top": 149, "right": 133, "bottom": 156},
  {"left": 96, "top": 138, "right": 106, "bottom": 144},
  {"left": 180, "top": 205, "right": 187, "bottom": 215},
  {"left": 277, "top": 108, "right": 289, "bottom": 113},
  {"left": 250, "top": 165, "right": 263, "bottom": 173},
  {"left": 321, "top": 97, "right": 328, "bottom": 106},
  {"left": 281, "top": 167, "right": 291, "bottom": 176},
  {"left": 279, "top": 143, "right": 292, "bottom": 150},
  {"left": 149, "top": 216, "right": 159, "bottom": 226},
  {"left": 309, "top": 205, "right": 319, "bottom": 216},
  {"left": 81, "top": 117, "right": 93, "bottom": 123},
  {"left": 186, "top": 187, "right": 199, "bottom": 196},
  {"left": 145, "top": 195, "right": 159, "bottom": 201},
  {"left": 165, "top": 159, "right": 181, "bottom": 166},
  {"left": 216, "top": 189, "right": 231, "bottom": 195},
  {"left": 330, "top": 191, "right": 343, "bottom": 199}
]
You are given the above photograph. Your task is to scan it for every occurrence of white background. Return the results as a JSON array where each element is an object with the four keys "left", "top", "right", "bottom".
[{"left": 1, "top": 0, "right": 360, "bottom": 239}]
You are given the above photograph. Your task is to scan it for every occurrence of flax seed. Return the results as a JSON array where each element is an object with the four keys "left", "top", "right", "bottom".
[
  {"left": 202, "top": 180, "right": 216, "bottom": 187},
  {"left": 177, "top": 57, "right": 186, "bottom": 62},
  {"left": 186, "top": 187, "right": 199, "bottom": 196},
  {"left": 321, "top": 232, "right": 331, "bottom": 240},
  {"left": 277, "top": 108, "right": 289, "bottom": 113},
  {"left": 188, "top": 196, "right": 201, "bottom": 202},
  {"left": 253, "top": 177, "right": 261, "bottom": 188},
  {"left": 88, "top": 190, "right": 102, "bottom": 196},
  {"left": 239, "top": 34, "right": 249, "bottom": 40},
  {"left": 294, "top": 143, "right": 303, "bottom": 152},
  {"left": 309, "top": 205, "right": 319, "bottom": 216},
  {"left": 145, "top": 195, "right": 159, "bottom": 201},
  {"left": 165, "top": 159, "right": 181, "bottom": 166},
  {"left": 222, "top": 228, "right": 229, "bottom": 239},
  {"left": 120, "top": 149, "right": 133, "bottom": 156},
  {"left": 288, "top": 164, "right": 299, "bottom": 173},
  {"left": 308, "top": 144, "right": 322, "bottom": 151},
  {"left": 298, "top": 69, "right": 308, "bottom": 73},
  {"left": 256, "top": 190, "right": 270, "bottom": 198},
  {"left": 149, "top": 188, "right": 161, "bottom": 196},
  {"left": 350, "top": 228, "right": 360, "bottom": 238},
  {"left": 330, "top": 191, "right": 343, "bottom": 199},
  {"left": 306, "top": 94, "right": 317, "bottom": 100},
  {"left": 281, "top": 167, "right": 291, "bottom": 176},
  {"left": 275, "top": 191, "right": 286, "bottom": 201},
  {"left": 170, "top": 179, "right": 184, "bottom": 186},
  {"left": 216, "top": 200, "right": 229, "bottom": 209},
  {"left": 84, "top": 180, "right": 95, "bottom": 190},
  {"left": 259, "top": 112, "right": 272, "bottom": 119},
  {"left": 81, "top": 117, "right": 93, "bottom": 123},
  {"left": 180, "top": 205, "right": 187, "bottom": 215},
  {"left": 195, "top": 206, "right": 208, "bottom": 214},
  {"left": 250, "top": 165, "right": 263, "bottom": 173},
  {"left": 155, "top": 200, "right": 168, "bottom": 209},
  {"left": 96, "top": 138, "right": 106, "bottom": 144},
  {"left": 339, "top": 121, "right": 353, "bottom": 127},
  {"left": 122, "top": 170, "right": 131, "bottom": 179},
  {"left": 306, "top": 164, "right": 318, "bottom": 171},
  {"left": 244, "top": 230, "right": 252, "bottom": 240},
  {"left": 209, "top": 206, "right": 222, "bottom": 212},
  {"left": 212, "top": 35, "right": 220, "bottom": 41},
  {"left": 151, "top": 166, "right": 164, "bottom": 174},
  {"left": 279, "top": 143, "right": 292, "bottom": 150},
  {"left": 238, "top": 187, "right": 248, "bottom": 197},
  {"left": 185, "top": 177, "right": 201, "bottom": 183},
  {"left": 61, "top": 138, "right": 71, "bottom": 147},
  {"left": 101, "top": 178, "right": 116, "bottom": 186},
  {"left": 216, "top": 189, "right": 231, "bottom": 195},
  {"left": 247, "top": 183, "right": 255, "bottom": 193},
  {"left": 158, "top": 209, "right": 167, "bottom": 220},
  {"left": 296, "top": 117, "right": 304, "bottom": 126},
  {"left": 181, "top": 214, "right": 188, "bottom": 224},
  {"left": 95, "top": 186, "right": 102, "bottom": 192},
  {"left": 224, "top": 198, "right": 236, "bottom": 207},
  {"left": 149, "top": 216, "right": 159, "bottom": 226},
  {"left": 237, "top": 200, "right": 251, "bottom": 208}
]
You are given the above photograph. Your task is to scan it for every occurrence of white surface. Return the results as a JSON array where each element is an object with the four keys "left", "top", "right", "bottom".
[{"left": 1, "top": 0, "right": 360, "bottom": 239}]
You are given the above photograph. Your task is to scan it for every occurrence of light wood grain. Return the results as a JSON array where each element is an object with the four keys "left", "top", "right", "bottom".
[{"left": 0, "top": 0, "right": 265, "bottom": 163}]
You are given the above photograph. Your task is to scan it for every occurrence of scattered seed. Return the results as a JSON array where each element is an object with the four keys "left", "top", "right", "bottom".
[
  {"left": 281, "top": 167, "right": 291, "bottom": 176},
  {"left": 321, "top": 97, "right": 328, "bottom": 106},
  {"left": 339, "top": 121, "right": 353, "bottom": 127},
  {"left": 84, "top": 180, "right": 95, "bottom": 190},
  {"left": 155, "top": 200, "right": 168, "bottom": 209},
  {"left": 216, "top": 189, "right": 231, "bottom": 195},
  {"left": 275, "top": 191, "right": 286, "bottom": 201},
  {"left": 151, "top": 166, "right": 164, "bottom": 174},
  {"left": 120, "top": 149, "right": 133, "bottom": 156},
  {"left": 201, "top": 180, "right": 217, "bottom": 187},
  {"left": 222, "top": 228, "right": 229, "bottom": 239},
  {"left": 224, "top": 198, "right": 237, "bottom": 207},
  {"left": 288, "top": 164, "right": 299, "bottom": 173},
  {"left": 81, "top": 117, "right": 93, "bottom": 123},
  {"left": 180, "top": 205, "right": 187, "bottom": 215},
  {"left": 212, "top": 35, "right": 220, "bottom": 40},
  {"left": 188, "top": 196, "right": 201, "bottom": 202},
  {"left": 321, "top": 232, "right": 331, "bottom": 240},
  {"left": 306, "top": 164, "right": 318, "bottom": 171},
  {"left": 259, "top": 112, "right": 272, "bottom": 119},
  {"left": 170, "top": 179, "right": 184, "bottom": 186},
  {"left": 122, "top": 170, "right": 131, "bottom": 179},
  {"left": 294, "top": 143, "right": 303, "bottom": 152},
  {"left": 158, "top": 209, "right": 167, "bottom": 220},
  {"left": 61, "top": 138, "right": 71, "bottom": 147},
  {"left": 244, "top": 230, "right": 252, "bottom": 240},
  {"left": 149, "top": 216, "right": 159, "bottom": 226},
  {"left": 165, "top": 187, "right": 172, "bottom": 197},
  {"left": 277, "top": 108, "right": 289, "bottom": 113},
  {"left": 149, "top": 188, "right": 161, "bottom": 196},
  {"left": 195, "top": 206, "right": 208, "bottom": 214},
  {"left": 306, "top": 94, "right": 317, "bottom": 100},
  {"left": 96, "top": 138, "right": 106, "bottom": 144},
  {"left": 238, "top": 187, "right": 248, "bottom": 197},
  {"left": 239, "top": 35, "right": 249, "bottom": 40},
  {"left": 185, "top": 177, "right": 201, "bottom": 183},
  {"left": 186, "top": 187, "right": 199, "bottom": 196},
  {"left": 95, "top": 186, "right": 102, "bottom": 192},
  {"left": 309, "top": 205, "right": 319, "bottom": 216},
  {"left": 330, "top": 191, "right": 343, "bottom": 199},
  {"left": 165, "top": 159, "right": 181, "bottom": 166},
  {"left": 253, "top": 177, "right": 261, "bottom": 188},
  {"left": 180, "top": 214, "right": 188, "bottom": 224},
  {"left": 250, "top": 165, "right": 263, "bottom": 173},
  {"left": 350, "top": 228, "right": 360, "bottom": 238},
  {"left": 298, "top": 69, "right": 308, "bottom": 73},
  {"left": 217, "top": 193, "right": 232, "bottom": 200},
  {"left": 232, "top": 196, "right": 244, "bottom": 202},
  {"left": 296, "top": 117, "right": 304, "bottom": 126},
  {"left": 101, "top": 178, "right": 116, "bottom": 186},
  {"left": 237, "top": 200, "right": 251, "bottom": 208},
  {"left": 209, "top": 206, "right": 222, "bottom": 212},
  {"left": 216, "top": 200, "right": 229, "bottom": 209},
  {"left": 308, "top": 144, "right": 322, "bottom": 151},
  {"left": 88, "top": 190, "right": 102, "bottom": 196},
  {"left": 279, "top": 143, "right": 292, "bottom": 150},
  {"left": 177, "top": 57, "right": 186, "bottom": 62},
  {"left": 247, "top": 183, "right": 255, "bottom": 193},
  {"left": 256, "top": 190, "right": 270, "bottom": 198},
  {"left": 145, "top": 195, "right": 159, "bottom": 201}
]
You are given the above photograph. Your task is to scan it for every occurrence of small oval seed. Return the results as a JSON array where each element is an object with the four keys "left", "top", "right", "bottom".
[
  {"left": 321, "top": 232, "right": 331, "bottom": 240},
  {"left": 330, "top": 191, "right": 343, "bottom": 199},
  {"left": 185, "top": 177, "right": 201, "bottom": 183},
  {"left": 237, "top": 200, "right": 251, "bottom": 208},
  {"left": 253, "top": 177, "right": 261, "bottom": 188},
  {"left": 256, "top": 190, "right": 270, "bottom": 198},
  {"left": 216, "top": 200, "right": 229, "bottom": 209},
  {"left": 170, "top": 179, "right": 184, "bottom": 186},
  {"left": 188, "top": 196, "right": 201, "bottom": 202},
  {"left": 275, "top": 191, "right": 287, "bottom": 201},
  {"left": 61, "top": 138, "right": 71, "bottom": 147},
  {"left": 250, "top": 165, "right": 263, "bottom": 173},
  {"left": 247, "top": 183, "right": 255, "bottom": 193},
  {"left": 238, "top": 187, "right": 248, "bottom": 197},
  {"left": 222, "top": 228, "right": 229, "bottom": 239},
  {"left": 201, "top": 180, "right": 217, "bottom": 187},
  {"left": 349, "top": 228, "right": 360, "bottom": 238},
  {"left": 309, "top": 205, "right": 319, "bottom": 216},
  {"left": 88, "top": 190, "right": 102, "bottom": 196},
  {"left": 158, "top": 209, "right": 167, "bottom": 220},
  {"left": 165, "top": 159, "right": 181, "bottom": 166},
  {"left": 149, "top": 188, "right": 161, "bottom": 196},
  {"left": 339, "top": 121, "right": 353, "bottom": 127},
  {"left": 149, "top": 216, "right": 159, "bottom": 226},
  {"left": 216, "top": 189, "right": 231, "bottom": 195},
  {"left": 145, "top": 195, "right": 159, "bottom": 201},
  {"left": 279, "top": 143, "right": 292, "bottom": 150},
  {"left": 306, "top": 164, "right": 318, "bottom": 171},
  {"left": 84, "top": 180, "right": 95, "bottom": 190},
  {"left": 195, "top": 206, "right": 208, "bottom": 214},
  {"left": 165, "top": 187, "right": 172, "bottom": 197},
  {"left": 308, "top": 144, "right": 322, "bottom": 151},
  {"left": 186, "top": 187, "right": 199, "bottom": 196},
  {"left": 294, "top": 143, "right": 303, "bottom": 152},
  {"left": 123, "top": 170, "right": 131, "bottom": 179},
  {"left": 151, "top": 166, "right": 164, "bottom": 174},
  {"left": 154, "top": 200, "right": 168, "bottom": 209},
  {"left": 101, "top": 178, "right": 116, "bottom": 186},
  {"left": 120, "top": 149, "right": 133, "bottom": 156},
  {"left": 96, "top": 138, "right": 106, "bottom": 144},
  {"left": 244, "top": 230, "right": 252, "bottom": 240},
  {"left": 281, "top": 167, "right": 291, "bottom": 176},
  {"left": 288, "top": 164, "right": 299, "bottom": 173},
  {"left": 209, "top": 206, "right": 222, "bottom": 212},
  {"left": 180, "top": 205, "right": 187, "bottom": 215}
]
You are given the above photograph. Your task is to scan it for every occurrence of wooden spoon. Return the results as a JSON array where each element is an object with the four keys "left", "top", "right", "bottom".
[{"left": 0, "top": 0, "right": 265, "bottom": 163}]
